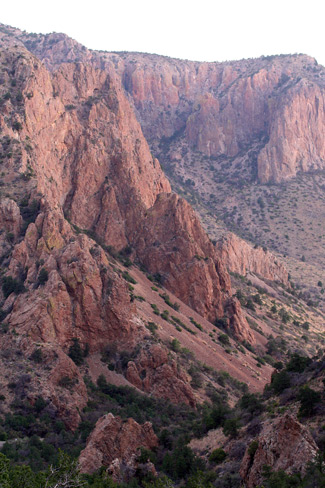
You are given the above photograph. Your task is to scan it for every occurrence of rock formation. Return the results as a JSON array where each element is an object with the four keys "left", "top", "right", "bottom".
[
  {"left": 0, "top": 27, "right": 258, "bottom": 431},
  {"left": 240, "top": 414, "right": 318, "bottom": 487},
  {"left": 125, "top": 343, "right": 196, "bottom": 406},
  {"left": 216, "top": 233, "right": 289, "bottom": 285},
  {"left": 79, "top": 413, "right": 158, "bottom": 477}
]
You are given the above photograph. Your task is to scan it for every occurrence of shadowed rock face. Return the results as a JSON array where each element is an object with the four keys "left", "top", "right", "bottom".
[
  {"left": 79, "top": 413, "right": 158, "bottom": 475},
  {"left": 240, "top": 414, "right": 318, "bottom": 487}
]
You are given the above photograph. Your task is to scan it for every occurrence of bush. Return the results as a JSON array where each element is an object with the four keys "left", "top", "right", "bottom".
[
  {"left": 122, "top": 271, "right": 137, "bottom": 284},
  {"left": 248, "top": 440, "right": 259, "bottom": 459},
  {"left": 223, "top": 418, "right": 239, "bottom": 438},
  {"left": 204, "top": 402, "right": 230, "bottom": 430},
  {"left": 37, "top": 268, "right": 48, "bottom": 286},
  {"left": 170, "top": 338, "right": 181, "bottom": 352},
  {"left": 209, "top": 448, "right": 227, "bottom": 464},
  {"left": 162, "top": 444, "right": 205, "bottom": 480},
  {"left": 30, "top": 348, "right": 43, "bottom": 363},
  {"left": 286, "top": 353, "right": 311, "bottom": 373},
  {"left": 215, "top": 317, "right": 228, "bottom": 329},
  {"left": 68, "top": 338, "right": 84, "bottom": 366},
  {"left": 270, "top": 370, "right": 291, "bottom": 394},
  {"left": 2, "top": 276, "right": 25, "bottom": 298},
  {"left": 298, "top": 386, "right": 321, "bottom": 417},
  {"left": 239, "top": 393, "right": 264, "bottom": 415},
  {"left": 218, "top": 333, "right": 231, "bottom": 346}
]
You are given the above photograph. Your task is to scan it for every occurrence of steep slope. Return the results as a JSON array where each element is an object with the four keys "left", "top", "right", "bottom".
[{"left": 0, "top": 29, "right": 260, "bottom": 434}]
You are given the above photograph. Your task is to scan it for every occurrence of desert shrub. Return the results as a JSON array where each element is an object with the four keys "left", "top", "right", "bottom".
[
  {"left": 68, "top": 338, "right": 84, "bottom": 366},
  {"left": 122, "top": 271, "right": 137, "bottom": 284},
  {"left": 218, "top": 333, "right": 230, "bottom": 346},
  {"left": 215, "top": 317, "right": 228, "bottom": 329},
  {"left": 248, "top": 440, "right": 259, "bottom": 459},
  {"left": 270, "top": 370, "right": 291, "bottom": 394},
  {"left": 286, "top": 353, "right": 312, "bottom": 373},
  {"left": 170, "top": 338, "right": 181, "bottom": 352},
  {"left": 204, "top": 402, "right": 230, "bottom": 431},
  {"left": 298, "top": 386, "right": 321, "bottom": 417},
  {"left": 162, "top": 444, "right": 205, "bottom": 480},
  {"left": 30, "top": 348, "right": 43, "bottom": 363},
  {"left": 189, "top": 318, "right": 203, "bottom": 331},
  {"left": 188, "top": 365, "right": 203, "bottom": 389},
  {"left": 2, "top": 276, "right": 25, "bottom": 298},
  {"left": 37, "top": 268, "right": 48, "bottom": 286},
  {"left": 239, "top": 393, "right": 264, "bottom": 415},
  {"left": 209, "top": 448, "right": 227, "bottom": 464},
  {"left": 223, "top": 418, "right": 239, "bottom": 438}
]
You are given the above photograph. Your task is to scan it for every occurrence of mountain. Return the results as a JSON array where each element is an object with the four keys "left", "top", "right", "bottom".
[{"left": 0, "top": 23, "right": 324, "bottom": 488}]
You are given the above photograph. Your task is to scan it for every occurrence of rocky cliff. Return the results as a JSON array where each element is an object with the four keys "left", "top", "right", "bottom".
[
  {"left": 3, "top": 26, "right": 325, "bottom": 184},
  {"left": 216, "top": 233, "right": 289, "bottom": 285},
  {"left": 0, "top": 27, "right": 258, "bottom": 432},
  {"left": 79, "top": 413, "right": 158, "bottom": 476},
  {"left": 113, "top": 52, "right": 325, "bottom": 183},
  {"left": 240, "top": 414, "right": 318, "bottom": 487}
]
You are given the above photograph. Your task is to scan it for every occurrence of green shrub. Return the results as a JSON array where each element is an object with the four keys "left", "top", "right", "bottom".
[
  {"left": 170, "top": 338, "right": 181, "bottom": 352},
  {"left": 37, "top": 268, "right": 48, "bottom": 286},
  {"left": 209, "top": 448, "right": 227, "bottom": 464},
  {"left": 218, "top": 333, "right": 230, "bottom": 346},
  {"left": 215, "top": 317, "right": 228, "bottom": 329},
  {"left": 270, "top": 370, "right": 291, "bottom": 394},
  {"left": 30, "top": 348, "right": 43, "bottom": 363},
  {"left": 2, "top": 276, "right": 25, "bottom": 298},
  {"left": 298, "top": 386, "right": 321, "bottom": 417},
  {"left": 286, "top": 353, "right": 311, "bottom": 373},
  {"left": 68, "top": 338, "right": 84, "bottom": 366},
  {"left": 161, "top": 310, "right": 170, "bottom": 321},
  {"left": 222, "top": 418, "right": 239, "bottom": 438},
  {"left": 248, "top": 440, "right": 259, "bottom": 459},
  {"left": 122, "top": 271, "right": 137, "bottom": 284},
  {"left": 239, "top": 393, "right": 264, "bottom": 415}
]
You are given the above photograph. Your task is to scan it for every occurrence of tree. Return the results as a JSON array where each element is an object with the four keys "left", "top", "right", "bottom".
[
  {"left": 270, "top": 370, "right": 290, "bottom": 394},
  {"left": 45, "top": 450, "right": 84, "bottom": 488},
  {"left": 222, "top": 418, "right": 239, "bottom": 438},
  {"left": 38, "top": 268, "right": 49, "bottom": 286},
  {"left": 298, "top": 386, "right": 321, "bottom": 417},
  {"left": 68, "top": 339, "right": 84, "bottom": 366}
]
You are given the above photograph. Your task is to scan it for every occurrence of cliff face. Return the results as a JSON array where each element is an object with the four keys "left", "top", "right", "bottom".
[
  {"left": 240, "top": 414, "right": 318, "bottom": 488},
  {"left": 79, "top": 413, "right": 158, "bottom": 477},
  {"left": 113, "top": 53, "right": 325, "bottom": 183},
  {"left": 216, "top": 233, "right": 289, "bottom": 285},
  {"left": 0, "top": 30, "right": 258, "bottom": 430},
  {"left": 5, "top": 26, "right": 325, "bottom": 184}
]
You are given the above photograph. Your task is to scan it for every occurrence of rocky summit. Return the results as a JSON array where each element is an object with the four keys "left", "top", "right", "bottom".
[{"left": 0, "top": 23, "right": 324, "bottom": 488}]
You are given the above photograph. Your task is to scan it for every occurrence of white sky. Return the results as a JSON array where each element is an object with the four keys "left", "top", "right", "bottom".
[{"left": 1, "top": 0, "right": 325, "bottom": 66}]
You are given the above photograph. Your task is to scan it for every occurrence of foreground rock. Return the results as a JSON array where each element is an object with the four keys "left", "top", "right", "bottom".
[
  {"left": 240, "top": 414, "right": 318, "bottom": 487},
  {"left": 79, "top": 413, "right": 158, "bottom": 478}
]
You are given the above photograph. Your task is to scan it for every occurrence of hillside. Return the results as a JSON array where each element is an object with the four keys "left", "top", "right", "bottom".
[{"left": 0, "top": 23, "right": 324, "bottom": 488}]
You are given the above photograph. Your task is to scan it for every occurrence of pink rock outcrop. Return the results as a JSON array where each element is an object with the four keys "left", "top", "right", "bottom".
[
  {"left": 240, "top": 414, "right": 318, "bottom": 487},
  {"left": 216, "top": 233, "right": 289, "bottom": 285},
  {"left": 79, "top": 413, "right": 158, "bottom": 475},
  {"left": 126, "top": 343, "right": 196, "bottom": 406}
]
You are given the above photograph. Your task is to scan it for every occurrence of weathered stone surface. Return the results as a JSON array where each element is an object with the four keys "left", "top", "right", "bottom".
[
  {"left": 126, "top": 343, "right": 196, "bottom": 406},
  {"left": 240, "top": 414, "right": 318, "bottom": 487},
  {"left": 79, "top": 413, "right": 158, "bottom": 475},
  {"left": 216, "top": 233, "right": 289, "bottom": 285}
]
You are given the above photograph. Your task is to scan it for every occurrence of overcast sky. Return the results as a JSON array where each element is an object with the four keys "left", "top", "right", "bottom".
[{"left": 2, "top": 0, "right": 325, "bottom": 66}]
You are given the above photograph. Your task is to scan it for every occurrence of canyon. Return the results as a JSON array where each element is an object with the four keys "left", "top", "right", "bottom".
[{"left": 0, "top": 23, "right": 324, "bottom": 488}]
